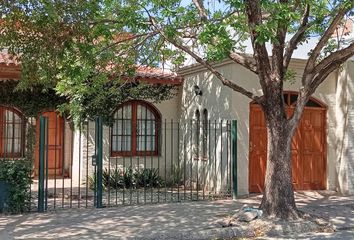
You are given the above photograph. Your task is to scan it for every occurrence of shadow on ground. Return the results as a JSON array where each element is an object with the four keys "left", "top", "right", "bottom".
[
  {"left": 1, "top": 200, "right": 241, "bottom": 239},
  {"left": 0, "top": 191, "right": 353, "bottom": 240}
]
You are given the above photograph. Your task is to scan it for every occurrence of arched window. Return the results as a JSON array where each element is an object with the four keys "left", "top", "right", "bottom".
[
  {"left": 111, "top": 101, "right": 161, "bottom": 156},
  {"left": 0, "top": 106, "right": 25, "bottom": 158},
  {"left": 282, "top": 92, "right": 325, "bottom": 108},
  {"left": 202, "top": 109, "right": 208, "bottom": 159}
]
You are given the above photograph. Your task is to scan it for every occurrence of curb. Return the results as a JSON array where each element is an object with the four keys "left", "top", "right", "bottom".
[
  {"left": 132, "top": 226, "right": 253, "bottom": 240},
  {"left": 132, "top": 218, "right": 333, "bottom": 240}
]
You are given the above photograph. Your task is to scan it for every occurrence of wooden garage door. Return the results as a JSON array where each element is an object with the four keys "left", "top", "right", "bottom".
[{"left": 249, "top": 92, "right": 327, "bottom": 193}]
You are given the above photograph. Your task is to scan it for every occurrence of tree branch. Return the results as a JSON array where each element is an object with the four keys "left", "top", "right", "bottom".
[
  {"left": 291, "top": 35, "right": 354, "bottom": 128},
  {"left": 313, "top": 42, "right": 354, "bottom": 75},
  {"left": 96, "top": 31, "right": 157, "bottom": 55},
  {"left": 308, "top": 61, "right": 342, "bottom": 94},
  {"left": 287, "top": 87, "right": 309, "bottom": 129},
  {"left": 309, "top": 44, "right": 354, "bottom": 92},
  {"left": 283, "top": 4, "right": 310, "bottom": 71},
  {"left": 228, "top": 52, "right": 258, "bottom": 74},
  {"left": 149, "top": 19, "right": 260, "bottom": 102},
  {"left": 88, "top": 19, "right": 125, "bottom": 25},
  {"left": 291, "top": 58, "right": 347, "bottom": 129},
  {"left": 245, "top": 0, "right": 272, "bottom": 88},
  {"left": 192, "top": 0, "right": 208, "bottom": 21},
  {"left": 304, "top": 7, "right": 348, "bottom": 76},
  {"left": 271, "top": 0, "right": 288, "bottom": 80}
]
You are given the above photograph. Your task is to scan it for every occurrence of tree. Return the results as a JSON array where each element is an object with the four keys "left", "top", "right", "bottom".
[
  {"left": 2, "top": 0, "right": 354, "bottom": 219},
  {"left": 0, "top": 0, "right": 176, "bottom": 121},
  {"left": 116, "top": 0, "right": 354, "bottom": 219}
]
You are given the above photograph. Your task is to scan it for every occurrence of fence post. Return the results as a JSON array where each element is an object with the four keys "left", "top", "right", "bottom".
[
  {"left": 38, "top": 116, "right": 47, "bottom": 212},
  {"left": 95, "top": 116, "right": 103, "bottom": 208},
  {"left": 231, "top": 120, "right": 238, "bottom": 199}
]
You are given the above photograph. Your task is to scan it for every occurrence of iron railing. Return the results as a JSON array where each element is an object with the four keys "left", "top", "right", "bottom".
[{"left": 0, "top": 114, "right": 237, "bottom": 212}]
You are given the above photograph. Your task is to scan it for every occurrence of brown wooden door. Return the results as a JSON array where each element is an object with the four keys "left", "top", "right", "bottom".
[
  {"left": 35, "top": 111, "right": 64, "bottom": 176},
  {"left": 300, "top": 108, "right": 326, "bottom": 190},
  {"left": 249, "top": 105, "right": 267, "bottom": 193},
  {"left": 249, "top": 95, "right": 326, "bottom": 193}
]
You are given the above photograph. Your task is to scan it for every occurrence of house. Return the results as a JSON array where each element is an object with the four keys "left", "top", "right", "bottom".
[
  {"left": 0, "top": 53, "right": 183, "bottom": 185},
  {"left": 2, "top": 40, "right": 354, "bottom": 205},
  {"left": 175, "top": 18, "right": 354, "bottom": 196},
  {"left": 178, "top": 57, "right": 354, "bottom": 195}
]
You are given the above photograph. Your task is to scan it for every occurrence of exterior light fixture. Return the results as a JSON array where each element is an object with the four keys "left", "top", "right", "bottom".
[{"left": 193, "top": 85, "right": 203, "bottom": 96}]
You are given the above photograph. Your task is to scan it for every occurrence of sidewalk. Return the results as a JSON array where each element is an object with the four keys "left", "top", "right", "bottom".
[{"left": 0, "top": 191, "right": 353, "bottom": 239}]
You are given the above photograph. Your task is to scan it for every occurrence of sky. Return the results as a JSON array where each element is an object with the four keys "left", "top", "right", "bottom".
[{"left": 163, "top": 1, "right": 354, "bottom": 68}]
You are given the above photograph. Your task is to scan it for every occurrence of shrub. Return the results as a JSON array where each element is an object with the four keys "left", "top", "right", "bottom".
[
  {"left": 166, "top": 163, "right": 183, "bottom": 187},
  {"left": 122, "top": 167, "right": 135, "bottom": 189},
  {"left": 109, "top": 168, "right": 125, "bottom": 189},
  {"left": 88, "top": 169, "right": 124, "bottom": 190},
  {"left": 0, "top": 159, "right": 32, "bottom": 214},
  {"left": 134, "top": 168, "right": 163, "bottom": 188},
  {"left": 88, "top": 167, "right": 163, "bottom": 190},
  {"left": 88, "top": 174, "right": 97, "bottom": 190},
  {"left": 89, "top": 167, "right": 132, "bottom": 190}
]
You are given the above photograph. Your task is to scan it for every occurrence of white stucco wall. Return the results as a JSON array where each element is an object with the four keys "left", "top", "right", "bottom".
[
  {"left": 179, "top": 59, "right": 342, "bottom": 195},
  {"left": 178, "top": 118, "right": 232, "bottom": 194},
  {"left": 335, "top": 60, "right": 354, "bottom": 194},
  {"left": 66, "top": 59, "right": 354, "bottom": 195}
]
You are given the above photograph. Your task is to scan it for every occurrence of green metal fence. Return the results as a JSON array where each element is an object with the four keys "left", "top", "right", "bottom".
[{"left": 23, "top": 117, "right": 238, "bottom": 212}]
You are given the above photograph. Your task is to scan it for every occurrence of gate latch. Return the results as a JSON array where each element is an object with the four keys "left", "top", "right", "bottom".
[{"left": 92, "top": 155, "right": 97, "bottom": 166}]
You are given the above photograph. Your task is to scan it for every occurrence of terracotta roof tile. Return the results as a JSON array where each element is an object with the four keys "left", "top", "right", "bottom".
[
  {"left": 0, "top": 51, "right": 20, "bottom": 66},
  {"left": 0, "top": 51, "right": 21, "bottom": 80},
  {"left": 134, "top": 66, "right": 183, "bottom": 84},
  {"left": 0, "top": 52, "right": 183, "bottom": 84}
]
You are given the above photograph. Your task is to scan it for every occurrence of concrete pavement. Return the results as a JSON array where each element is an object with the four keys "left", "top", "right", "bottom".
[{"left": 0, "top": 191, "right": 353, "bottom": 239}]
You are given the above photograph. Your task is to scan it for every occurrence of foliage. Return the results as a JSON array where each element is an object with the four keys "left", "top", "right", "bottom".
[
  {"left": 62, "top": 83, "right": 177, "bottom": 123},
  {"left": 284, "top": 69, "right": 297, "bottom": 85},
  {"left": 0, "top": 76, "right": 176, "bottom": 122},
  {"left": 25, "top": 124, "right": 36, "bottom": 166},
  {"left": 102, "top": 168, "right": 125, "bottom": 189},
  {"left": 88, "top": 167, "right": 163, "bottom": 190},
  {"left": 122, "top": 167, "right": 135, "bottom": 189},
  {"left": 88, "top": 173, "right": 97, "bottom": 191},
  {"left": 0, "top": 159, "right": 32, "bottom": 214},
  {"left": 134, "top": 168, "right": 163, "bottom": 188},
  {"left": 0, "top": 1, "right": 177, "bottom": 122},
  {"left": 166, "top": 163, "right": 183, "bottom": 187},
  {"left": 0, "top": 80, "right": 65, "bottom": 117}
]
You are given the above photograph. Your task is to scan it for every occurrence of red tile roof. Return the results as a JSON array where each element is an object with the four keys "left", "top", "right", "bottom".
[
  {"left": 0, "top": 52, "right": 183, "bottom": 84},
  {"left": 134, "top": 66, "right": 183, "bottom": 85},
  {"left": 0, "top": 51, "right": 20, "bottom": 66},
  {"left": 0, "top": 51, "right": 21, "bottom": 79}
]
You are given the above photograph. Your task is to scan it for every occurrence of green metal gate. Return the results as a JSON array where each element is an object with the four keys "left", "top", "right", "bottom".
[{"left": 34, "top": 116, "right": 237, "bottom": 212}]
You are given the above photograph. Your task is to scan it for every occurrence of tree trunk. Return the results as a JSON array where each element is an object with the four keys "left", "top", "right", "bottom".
[{"left": 259, "top": 102, "right": 302, "bottom": 219}]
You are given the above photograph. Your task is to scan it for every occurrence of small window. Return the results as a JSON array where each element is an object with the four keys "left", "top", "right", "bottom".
[
  {"left": 203, "top": 109, "right": 208, "bottom": 159},
  {"left": 194, "top": 110, "right": 200, "bottom": 158},
  {"left": 306, "top": 99, "right": 322, "bottom": 108},
  {"left": 283, "top": 93, "right": 298, "bottom": 106},
  {"left": 202, "top": 109, "right": 208, "bottom": 159},
  {"left": 283, "top": 94, "right": 289, "bottom": 106},
  {"left": 254, "top": 92, "right": 325, "bottom": 109},
  {"left": 0, "top": 106, "right": 25, "bottom": 158},
  {"left": 111, "top": 101, "right": 160, "bottom": 156},
  {"left": 289, "top": 94, "right": 298, "bottom": 105}
]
